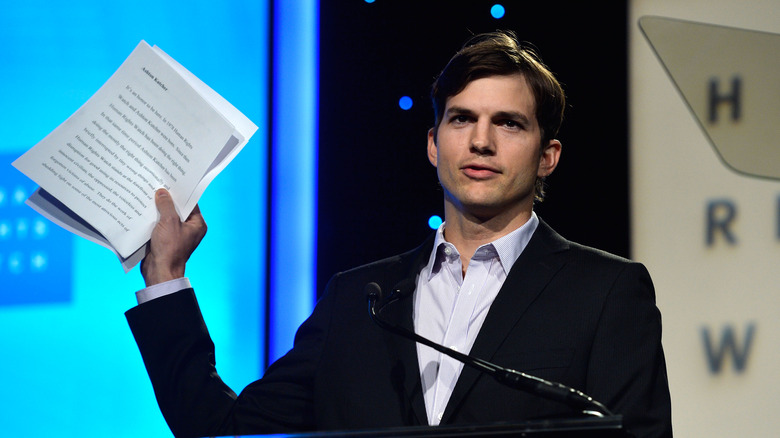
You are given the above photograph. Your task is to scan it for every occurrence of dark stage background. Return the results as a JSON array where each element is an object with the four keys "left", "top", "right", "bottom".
[{"left": 317, "top": 1, "right": 629, "bottom": 296}]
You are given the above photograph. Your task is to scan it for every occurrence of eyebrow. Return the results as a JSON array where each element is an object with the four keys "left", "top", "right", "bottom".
[
  {"left": 444, "top": 106, "right": 475, "bottom": 118},
  {"left": 494, "top": 110, "right": 532, "bottom": 126},
  {"left": 445, "top": 106, "right": 532, "bottom": 125}
]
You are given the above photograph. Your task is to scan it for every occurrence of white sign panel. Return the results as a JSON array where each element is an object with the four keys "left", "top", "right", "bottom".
[{"left": 630, "top": 1, "right": 780, "bottom": 436}]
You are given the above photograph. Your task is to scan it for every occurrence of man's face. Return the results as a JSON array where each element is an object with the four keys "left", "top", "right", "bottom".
[{"left": 427, "top": 74, "right": 560, "bottom": 221}]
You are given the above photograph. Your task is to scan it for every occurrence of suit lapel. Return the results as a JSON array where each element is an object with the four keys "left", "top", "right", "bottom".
[
  {"left": 377, "top": 235, "right": 434, "bottom": 426},
  {"left": 440, "top": 219, "right": 570, "bottom": 423}
]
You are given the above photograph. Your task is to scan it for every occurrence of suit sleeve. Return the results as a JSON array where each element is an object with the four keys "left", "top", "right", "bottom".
[
  {"left": 125, "top": 279, "right": 339, "bottom": 437},
  {"left": 126, "top": 289, "right": 240, "bottom": 438},
  {"left": 586, "top": 262, "right": 673, "bottom": 438}
]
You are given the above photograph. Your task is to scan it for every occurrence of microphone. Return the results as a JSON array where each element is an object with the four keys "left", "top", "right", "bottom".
[{"left": 365, "top": 281, "right": 614, "bottom": 417}]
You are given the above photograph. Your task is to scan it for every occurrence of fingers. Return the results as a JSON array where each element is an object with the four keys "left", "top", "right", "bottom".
[
  {"left": 155, "top": 188, "right": 178, "bottom": 220},
  {"left": 155, "top": 189, "right": 206, "bottom": 231},
  {"left": 141, "top": 189, "right": 207, "bottom": 287},
  {"left": 185, "top": 203, "right": 206, "bottom": 229},
  {"left": 183, "top": 204, "right": 207, "bottom": 245}
]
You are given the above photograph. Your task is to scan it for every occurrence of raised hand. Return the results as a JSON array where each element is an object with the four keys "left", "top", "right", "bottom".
[{"left": 141, "top": 188, "right": 207, "bottom": 287}]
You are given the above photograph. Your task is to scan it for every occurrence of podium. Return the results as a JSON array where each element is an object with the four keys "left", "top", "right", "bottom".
[{"left": 239, "top": 415, "right": 631, "bottom": 437}]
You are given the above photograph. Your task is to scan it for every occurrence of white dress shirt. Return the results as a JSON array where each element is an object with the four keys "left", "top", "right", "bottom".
[{"left": 414, "top": 212, "right": 538, "bottom": 425}]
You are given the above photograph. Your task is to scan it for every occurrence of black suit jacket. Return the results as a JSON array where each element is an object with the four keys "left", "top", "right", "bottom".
[{"left": 126, "top": 220, "right": 672, "bottom": 438}]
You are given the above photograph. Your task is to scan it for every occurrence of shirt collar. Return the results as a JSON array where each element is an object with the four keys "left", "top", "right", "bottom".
[{"left": 422, "top": 211, "right": 540, "bottom": 280}]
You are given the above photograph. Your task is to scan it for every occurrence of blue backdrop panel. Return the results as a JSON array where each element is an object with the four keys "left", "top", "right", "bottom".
[
  {"left": 0, "top": 165, "right": 73, "bottom": 305},
  {"left": 0, "top": 1, "right": 268, "bottom": 437}
]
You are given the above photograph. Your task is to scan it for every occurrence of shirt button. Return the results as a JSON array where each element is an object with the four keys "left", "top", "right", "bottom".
[{"left": 438, "top": 412, "right": 444, "bottom": 421}]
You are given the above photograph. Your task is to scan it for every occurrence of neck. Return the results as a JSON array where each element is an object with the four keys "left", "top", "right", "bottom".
[{"left": 442, "top": 202, "right": 533, "bottom": 274}]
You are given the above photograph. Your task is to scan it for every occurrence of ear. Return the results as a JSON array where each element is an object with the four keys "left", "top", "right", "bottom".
[
  {"left": 538, "top": 139, "right": 562, "bottom": 178},
  {"left": 427, "top": 128, "right": 438, "bottom": 167}
]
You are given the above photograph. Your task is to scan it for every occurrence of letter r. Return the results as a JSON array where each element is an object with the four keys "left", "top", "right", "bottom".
[{"left": 706, "top": 199, "right": 737, "bottom": 246}]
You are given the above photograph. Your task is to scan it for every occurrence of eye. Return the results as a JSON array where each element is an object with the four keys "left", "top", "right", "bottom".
[
  {"left": 450, "top": 114, "right": 471, "bottom": 124},
  {"left": 499, "top": 119, "right": 523, "bottom": 130}
]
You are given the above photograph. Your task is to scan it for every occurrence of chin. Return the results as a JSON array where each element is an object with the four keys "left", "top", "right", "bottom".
[
  {"left": 461, "top": 202, "right": 507, "bottom": 219},
  {"left": 461, "top": 197, "right": 532, "bottom": 219}
]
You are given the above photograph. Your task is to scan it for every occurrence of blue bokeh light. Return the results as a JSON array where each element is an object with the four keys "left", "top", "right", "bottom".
[
  {"left": 491, "top": 4, "right": 506, "bottom": 19},
  {"left": 428, "top": 215, "right": 443, "bottom": 230},
  {"left": 399, "top": 95, "right": 413, "bottom": 110}
]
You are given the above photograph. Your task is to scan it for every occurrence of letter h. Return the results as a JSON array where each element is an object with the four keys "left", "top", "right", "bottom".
[{"left": 708, "top": 76, "right": 742, "bottom": 123}]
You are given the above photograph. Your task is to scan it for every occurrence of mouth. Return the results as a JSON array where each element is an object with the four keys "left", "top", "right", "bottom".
[{"left": 461, "top": 163, "right": 500, "bottom": 179}]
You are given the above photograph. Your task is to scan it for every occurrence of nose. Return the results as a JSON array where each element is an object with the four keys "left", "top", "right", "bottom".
[{"left": 470, "top": 120, "right": 494, "bottom": 155}]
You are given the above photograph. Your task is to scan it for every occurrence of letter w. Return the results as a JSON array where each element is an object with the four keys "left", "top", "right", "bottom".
[{"left": 701, "top": 323, "right": 756, "bottom": 374}]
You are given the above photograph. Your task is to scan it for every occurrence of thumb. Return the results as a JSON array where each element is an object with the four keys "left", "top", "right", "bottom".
[{"left": 155, "top": 188, "right": 178, "bottom": 219}]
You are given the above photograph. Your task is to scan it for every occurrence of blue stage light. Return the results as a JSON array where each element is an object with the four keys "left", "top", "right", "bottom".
[
  {"left": 428, "top": 215, "right": 443, "bottom": 230},
  {"left": 270, "top": 0, "right": 319, "bottom": 364}
]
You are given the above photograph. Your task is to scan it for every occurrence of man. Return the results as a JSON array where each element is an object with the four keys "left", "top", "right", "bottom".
[{"left": 127, "top": 31, "right": 672, "bottom": 437}]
